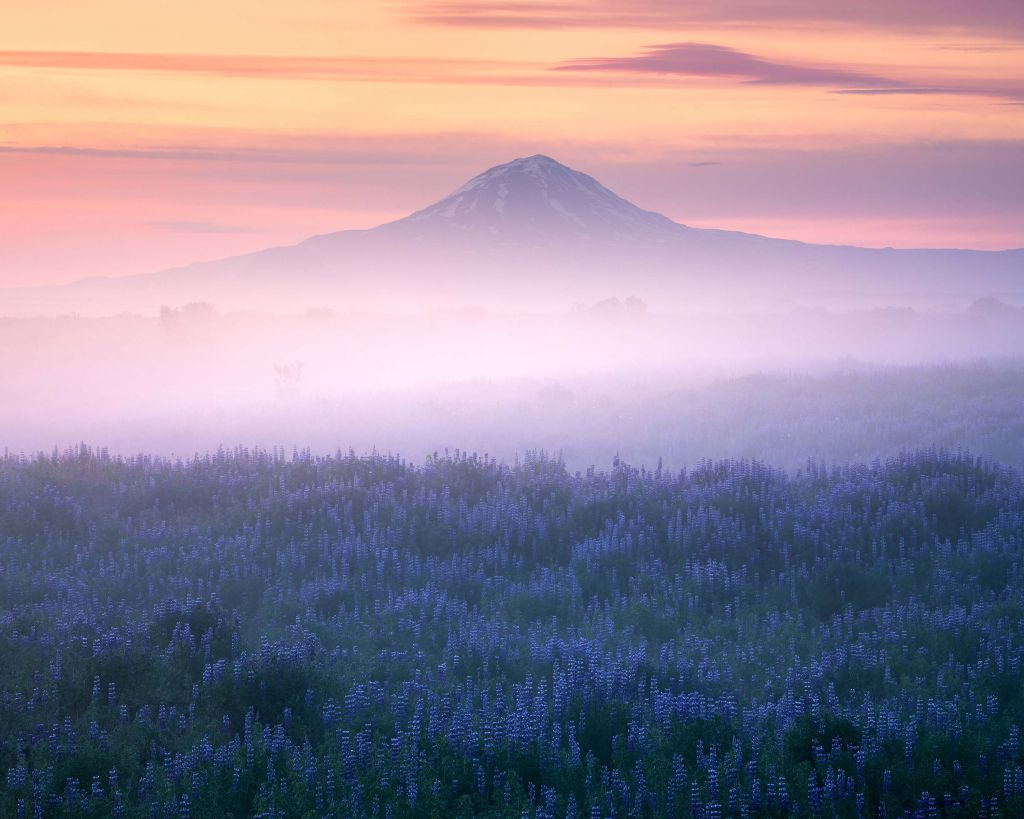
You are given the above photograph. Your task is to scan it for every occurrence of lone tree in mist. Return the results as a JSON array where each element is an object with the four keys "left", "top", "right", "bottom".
[{"left": 273, "top": 360, "right": 304, "bottom": 399}]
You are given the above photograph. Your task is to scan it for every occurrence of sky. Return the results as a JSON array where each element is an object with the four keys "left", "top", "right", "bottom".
[{"left": 1, "top": 0, "right": 1023, "bottom": 287}]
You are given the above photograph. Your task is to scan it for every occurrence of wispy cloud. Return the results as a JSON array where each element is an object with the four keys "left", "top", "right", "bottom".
[
  {"left": 555, "top": 42, "right": 1024, "bottom": 101},
  {"left": 0, "top": 49, "right": 638, "bottom": 90},
  {"left": 411, "top": 1, "right": 619, "bottom": 29},
  {"left": 0, "top": 142, "right": 536, "bottom": 167},
  {"left": 146, "top": 221, "right": 264, "bottom": 234},
  {"left": 412, "top": 0, "right": 1024, "bottom": 37},
  {"left": 5, "top": 46, "right": 1018, "bottom": 99},
  {"left": 0, "top": 50, "right": 518, "bottom": 83},
  {"left": 556, "top": 43, "right": 901, "bottom": 88},
  {"left": 838, "top": 86, "right": 1024, "bottom": 100}
]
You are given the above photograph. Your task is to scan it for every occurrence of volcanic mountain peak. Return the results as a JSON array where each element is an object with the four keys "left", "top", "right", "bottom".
[
  {"left": 386, "top": 154, "right": 681, "bottom": 242},
  {"left": 6, "top": 153, "right": 1023, "bottom": 319}
]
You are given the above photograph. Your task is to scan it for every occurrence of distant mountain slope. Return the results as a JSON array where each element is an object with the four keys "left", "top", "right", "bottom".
[
  {"left": 2, "top": 155, "right": 1021, "bottom": 316},
  {"left": 386, "top": 154, "right": 679, "bottom": 242}
]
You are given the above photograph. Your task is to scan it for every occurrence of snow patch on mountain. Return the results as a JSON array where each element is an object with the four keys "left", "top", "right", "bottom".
[{"left": 387, "top": 154, "right": 682, "bottom": 242}]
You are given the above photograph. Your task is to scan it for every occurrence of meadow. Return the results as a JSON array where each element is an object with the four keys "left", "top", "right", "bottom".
[{"left": 1, "top": 446, "right": 1022, "bottom": 817}]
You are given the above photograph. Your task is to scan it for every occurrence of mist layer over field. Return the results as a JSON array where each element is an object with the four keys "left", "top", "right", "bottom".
[{"left": 2, "top": 299, "right": 1023, "bottom": 468}]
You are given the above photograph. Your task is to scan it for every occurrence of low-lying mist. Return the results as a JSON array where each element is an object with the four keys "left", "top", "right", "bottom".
[{"left": 3, "top": 299, "right": 1023, "bottom": 469}]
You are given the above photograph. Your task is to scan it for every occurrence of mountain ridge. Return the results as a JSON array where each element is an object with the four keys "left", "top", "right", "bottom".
[{"left": 1, "top": 154, "right": 1021, "bottom": 316}]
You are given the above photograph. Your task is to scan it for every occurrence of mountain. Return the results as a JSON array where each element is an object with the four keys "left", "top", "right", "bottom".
[
  {"left": 2, "top": 154, "right": 1022, "bottom": 316},
  {"left": 386, "top": 154, "right": 678, "bottom": 242}
]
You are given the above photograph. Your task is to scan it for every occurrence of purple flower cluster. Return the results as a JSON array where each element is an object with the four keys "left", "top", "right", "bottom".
[{"left": 0, "top": 446, "right": 1022, "bottom": 817}]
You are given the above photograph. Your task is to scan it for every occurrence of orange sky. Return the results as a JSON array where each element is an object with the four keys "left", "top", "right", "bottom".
[{"left": 2, "top": 0, "right": 1023, "bottom": 286}]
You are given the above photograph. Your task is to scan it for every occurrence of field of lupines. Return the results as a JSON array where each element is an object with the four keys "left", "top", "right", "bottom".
[{"left": 1, "top": 447, "right": 1023, "bottom": 818}]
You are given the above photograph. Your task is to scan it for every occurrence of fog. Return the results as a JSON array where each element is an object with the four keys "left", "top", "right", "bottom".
[{"left": 3, "top": 297, "right": 1023, "bottom": 468}]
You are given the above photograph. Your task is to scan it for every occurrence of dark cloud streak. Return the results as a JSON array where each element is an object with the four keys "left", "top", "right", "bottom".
[
  {"left": 838, "top": 87, "right": 1024, "bottom": 101},
  {"left": 556, "top": 42, "right": 1024, "bottom": 101},
  {"left": 556, "top": 43, "right": 901, "bottom": 88}
]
